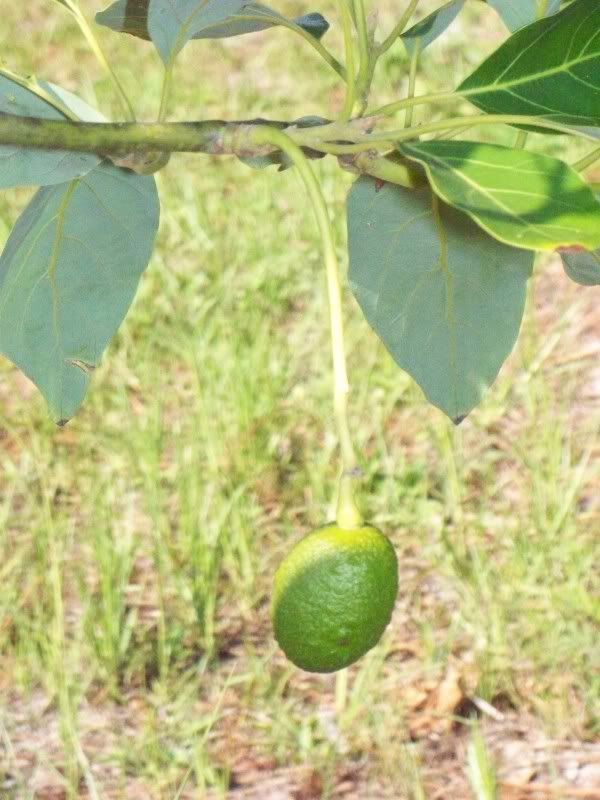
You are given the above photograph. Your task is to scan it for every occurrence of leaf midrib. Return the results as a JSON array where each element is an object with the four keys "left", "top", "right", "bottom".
[
  {"left": 405, "top": 146, "right": 570, "bottom": 245},
  {"left": 48, "top": 181, "right": 78, "bottom": 345},
  {"left": 460, "top": 51, "right": 599, "bottom": 97}
]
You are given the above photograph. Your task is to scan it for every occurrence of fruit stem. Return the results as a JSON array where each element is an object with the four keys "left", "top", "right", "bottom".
[
  {"left": 249, "top": 126, "right": 363, "bottom": 529},
  {"left": 337, "top": 472, "right": 364, "bottom": 529}
]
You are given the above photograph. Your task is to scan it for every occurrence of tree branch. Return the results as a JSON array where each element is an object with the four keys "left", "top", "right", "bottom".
[
  {"left": 0, "top": 115, "right": 287, "bottom": 157},
  {"left": 0, "top": 113, "right": 422, "bottom": 188}
]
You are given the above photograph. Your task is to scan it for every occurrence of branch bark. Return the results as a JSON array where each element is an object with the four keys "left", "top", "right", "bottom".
[
  {"left": 0, "top": 114, "right": 422, "bottom": 189},
  {"left": 0, "top": 115, "right": 287, "bottom": 157}
]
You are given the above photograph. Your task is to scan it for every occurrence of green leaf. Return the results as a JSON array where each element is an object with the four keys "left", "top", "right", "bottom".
[
  {"left": 0, "top": 146, "right": 99, "bottom": 190},
  {"left": 560, "top": 194, "right": 600, "bottom": 286},
  {"left": 40, "top": 82, "right": 108, "bottom": 123},
  {"left": 458, "top": 0, "right": 600, "bottom": 127},
  {"left": 188, "top": 6, "right": 329, "bottom": 40},
  {"left": 0, "top": 71, "right": 100, "bottom": 188},
  {"left": 400, "top": 0, "right": 465, "bottom": 56},
  {"left": 95, "top": 0, "right": 151, "bottom": 37},
  {"left": 0, "top": 164, "right": 160, "bottom": 422},
  {"left": 347, "top": 177, "right": 533, "bottom": 421},
  {"left": 148, "top": 0, "right": 250, "bottom": 62},
  {"left": 487, "top": 0, "right": 560, "bottom": 31},
  {"left": 96, "top": 0, "right": 328, "bottom": 43},
  {"left": 562, "top": 247, "right": 600, "bottom": 285},
  {"left": 560, "top": 194, "right": 600, "bottom": 284},
  {"left": 399, "top": 141, "right": 600, "bottom": 252},
  {"left": 0, "top": 68, "right": 106, "bottom": 122},
  {"left": 1, "top": 72, "right": 65, "bottom": 119}
]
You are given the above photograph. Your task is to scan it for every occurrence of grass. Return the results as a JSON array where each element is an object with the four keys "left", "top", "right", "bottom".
[{"left": 0, "top": 1, "right": 599, "bottom": 798}]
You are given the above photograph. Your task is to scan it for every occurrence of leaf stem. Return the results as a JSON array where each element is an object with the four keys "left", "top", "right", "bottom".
[
  {"left": 370, "top": 89, "right": 456, "bottom": 117},
  {"left": 404, "top": 44, "right": 420, "bottom": 129},
  {"left": 158, "top": 64, "right": 174, "bottom": 122},
  {"left": 280, "top": 20, "right": 346, "bottom": 80},
  {"left": 295, "top": 114, "right": 597, "bottom": 152},
  {"left": 0, "top": 66, "right": 79, "bottom": 121},
  {"left": 353, "top": 0, "right": 372, "bottom": 110},
  {"left": 514, "top": 130, "right": 528, "bottom": 149},
  {"left": 573, "top": 146, "right": 600, "bottom": 173},
  {"left": 336, "top": 0, "right": 358, "bottom": 119},
  {"left": 349, "top": 152, "right": 425, "bottom": 188},
  {"left": 249, "top": 126, "right": 362, "bottom": 528},
  {"left": 377, "top": 0, "right": 420, "bottom": 56},
  {"left": 57, "top": 0, "right": 136, "bottom": 121}
]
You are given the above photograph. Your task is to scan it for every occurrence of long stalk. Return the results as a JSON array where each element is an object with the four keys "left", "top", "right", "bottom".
[
  {"left": 58, "top": 0, "right": 136, "bottom": 121},
  {"left": 294, "top": 114, "right": 598, "bottom": 152},
  {"left": 370, "top": 89, "right": 456, "bottom": 117},
  {"left": 353, "top": 0, "right": 372, "bottom": 110},
  {"left": 514, "top": 130, "right": 528, "bottom": 149},
  {"left": 336, "top": 0, "right": 359, "bottom": 119},
  {"left": 250, "top": 126, "right": 362, "bottom": 528},
  {"left": 377, "top": 0, "right": 420, "bottom": 56},
  {"left": 275, "top": 18, "right": 345, "bottom": 79},
  {"left": 357, "top": 0, "right": 420, "bottom": 109},
  {"left": 573, "top": 146, "right": 600, "bottom": 173},
  {"left": 377, "top": 115, "right": 599, "bottom": 144},
  {"left": 158, "top": 64, "right": 175, "bottom": 123},
  {"left": 404, "top": 45, "right": 420, "bottom": 129}
]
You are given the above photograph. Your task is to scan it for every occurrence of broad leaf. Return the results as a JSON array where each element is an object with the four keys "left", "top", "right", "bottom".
[
  {"left": 181, "top": 6, "right": 329, "bottom": 40},
  {"left": 1, "top": 72, "right": 66, "bottom": 120},
  {"left": 96, "top": 0, "right": 328, "bottom": 42},
  {"left": 0, "top": 72, "right": 100, "bottom": 188},
  {"left": 148, "top": 0, "right": 250, "bottom": 62},
  {"left": 40, "top": 82, "right": 108, "bottom": 123},
  {"left": 562, "top": 247, "right": 600, "bottom": 285},
  {"left": 0, "top": 164, "right": 160, "bottom": 422},
  {"left": 0, "top": 146, "right": 99, "bottom": 190},
  {"left": 458, "top": 0, "right": 600, "bottom": 127},
  {"left": 401, "top": 0, "right": 465, "bottom": 56},
  {"left": 399, "top": 141, "right": 600, "bottom": 252},
  {"left": 487, "top": 0, "right": 560, "bottom": 31},
  {"left": 96, "top": 0, "right": 153, "bottom": 36},
  {"left": 347, "top": 177, "right": 533, "bottom": 421}
]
